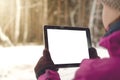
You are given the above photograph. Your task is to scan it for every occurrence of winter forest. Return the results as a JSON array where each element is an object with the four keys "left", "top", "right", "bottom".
[
  {"left": 0, "top": 0, "right": 110, "bottom": 80},
  {"left": 0, "top": 0, "right": 105, "bottom": 47}
]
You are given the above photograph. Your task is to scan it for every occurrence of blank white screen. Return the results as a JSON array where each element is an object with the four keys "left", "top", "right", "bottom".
[{"left": 47, "top": 29, "right": 89, "bottom": 64}]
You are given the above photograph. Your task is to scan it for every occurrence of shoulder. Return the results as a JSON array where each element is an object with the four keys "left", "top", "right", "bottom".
[{"left": 74, "top": 58, "right": 120, "bottom": 80}]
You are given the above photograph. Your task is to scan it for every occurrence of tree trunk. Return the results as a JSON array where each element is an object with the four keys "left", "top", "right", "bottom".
[
  {"left": 57, "top": 0, "right": 61, "bottom": 25},
  {"left": 23, "top": 0, "right": 29, "bottom": 43},
  {"left": 88, "top": 0, "right": 97, "bottom": 46},
  {"left": 0, "top": 27, "right": 13, "bottom": 46},
  {"left": 64, "top": 0, "right": 68, "bottom": 25},
  {"left": 43, "top": 0, "right": 48, "bottom": 25},
  {"left": 15, "top": 0, "right": 21, "bottom": 44}
]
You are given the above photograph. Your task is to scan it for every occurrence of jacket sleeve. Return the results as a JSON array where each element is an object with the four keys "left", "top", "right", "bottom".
[
  {"left": 38, "top": 69, "right": 60, "bottom": 80},
  {"left": 74, "top": 58, "right": 120, "bottom": 80}
]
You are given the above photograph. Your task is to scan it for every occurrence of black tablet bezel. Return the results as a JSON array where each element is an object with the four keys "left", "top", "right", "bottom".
[{"left": 44, "top": 25, "right": 92, "bottom": 68}]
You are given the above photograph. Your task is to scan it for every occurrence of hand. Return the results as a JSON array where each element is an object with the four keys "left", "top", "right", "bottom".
[
  {"left": 89, "top": 47, "right": 100, "bottom": 59},
  {"left": 34, "top": 48, "right": 58, "bottom": 79}
]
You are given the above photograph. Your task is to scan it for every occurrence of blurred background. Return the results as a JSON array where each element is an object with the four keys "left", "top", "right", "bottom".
[
  {"left": 0, "top": 0, "right": 108, "bottom": 80},
  {"left": 0, "top": 0, "right": 104, "bottom": 47}
]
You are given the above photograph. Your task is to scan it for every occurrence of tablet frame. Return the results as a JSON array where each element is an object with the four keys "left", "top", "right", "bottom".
[{"left": 44, "top": 25, "right": 92, "bottom": 68}]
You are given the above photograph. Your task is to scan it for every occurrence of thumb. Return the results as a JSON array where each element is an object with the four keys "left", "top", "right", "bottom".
[
  {"left": 43, "top": 48, "right": 52, "bottom": 60},
  {"left": 89, "top": 47, "right": 99, "bottom": 59}
]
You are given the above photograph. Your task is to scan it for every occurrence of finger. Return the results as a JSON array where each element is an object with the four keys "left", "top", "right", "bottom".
[
  {"left": 89, "top": 47, "right": 97, "bottom": 54},
  {"left": 43, "top": 48, "right": 52, "bottom": 60},
  {"left": 89, "top": 47, "right": 99, "bottom": 58}
]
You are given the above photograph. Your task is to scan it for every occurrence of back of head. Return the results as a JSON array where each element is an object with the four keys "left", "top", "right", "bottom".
[{"left": 101, "top": 0, "right": 120, "bottom": 11}]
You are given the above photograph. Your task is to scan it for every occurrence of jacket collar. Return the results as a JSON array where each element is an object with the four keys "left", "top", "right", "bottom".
[
  {"left": 104, "top": 20, "right": 120, "bottom": 37},
  {"left": 99, "top": 21, "right": 120, "bottom": 57}
]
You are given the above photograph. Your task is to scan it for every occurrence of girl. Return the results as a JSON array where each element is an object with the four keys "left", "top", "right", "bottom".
[{"left": 35, "top": 0, "right": 120, "bottom": 80}]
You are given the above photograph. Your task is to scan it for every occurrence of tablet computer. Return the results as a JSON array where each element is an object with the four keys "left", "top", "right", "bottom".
[{"left": 44, "top": 25, "right": 92, "bottom": 68}]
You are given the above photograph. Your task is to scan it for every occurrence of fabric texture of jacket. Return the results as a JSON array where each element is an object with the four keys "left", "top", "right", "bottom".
[{"left": 38, "top": 21, "right": 120, "bottom": 80}]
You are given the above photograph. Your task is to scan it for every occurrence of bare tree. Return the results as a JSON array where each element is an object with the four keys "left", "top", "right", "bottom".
[
  {"left": 64, "top": 0, "right": 68, "bottom": 25},
  {"left": 89, "top": 0, "right": 104, "bottom": 46},
  {"left": 15, "top": 0, "right": 21, "bottom": 44},
  {"left": 88, "top": 0, "right": 97, "bottom": 35},
  {"left": 57, "top": 0, "right": 61, "bottom": 25},
  {"left": 43, "top": 0, "right": 48, "bottom": 25},
  {"left": 0, "top": 27, "right": 13, "bottom": 46},
  {"left": 23, "top": 0, "right": 29, "bottom": 43},
  {"left": 70, "top": 4, "right": 79, "bottom": 26}
]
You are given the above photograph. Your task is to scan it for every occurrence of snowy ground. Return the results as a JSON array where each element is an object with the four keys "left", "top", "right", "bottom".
[{"left": 0, "top": 45, "right": 109, "bottom": 80}]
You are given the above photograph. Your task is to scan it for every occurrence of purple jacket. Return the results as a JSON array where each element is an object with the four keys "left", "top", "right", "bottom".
[{"left": 38, "top": 22, "right": 120, "bottom": 80}]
